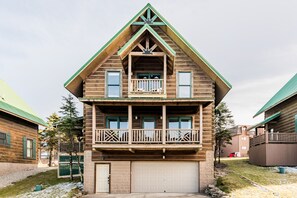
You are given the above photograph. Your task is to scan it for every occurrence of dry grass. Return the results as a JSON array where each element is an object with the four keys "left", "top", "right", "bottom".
[{"left": 216, "top": 158, "right": 297, "bottom": 197}]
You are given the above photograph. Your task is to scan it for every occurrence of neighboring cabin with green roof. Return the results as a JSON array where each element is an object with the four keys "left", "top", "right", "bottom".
[
  {"left": 0, "top": 80, "right": 46, "bottom": 175},
  {"left": 248, "top": 73, "right": 297, "bottom": 166}
]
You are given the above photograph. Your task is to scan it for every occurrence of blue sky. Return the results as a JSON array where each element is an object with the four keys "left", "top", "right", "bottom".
[{"left": 0, "top": 0, "right": 296, "bottom": 125}]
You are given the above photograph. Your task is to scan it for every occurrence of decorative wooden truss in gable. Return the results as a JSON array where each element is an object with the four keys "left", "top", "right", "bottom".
[
  {"left": 132, "top": 8, "right": 165, "bottom": 26},
  {"left": 118, "top": 24, "right": 176, "bottom": 74}
]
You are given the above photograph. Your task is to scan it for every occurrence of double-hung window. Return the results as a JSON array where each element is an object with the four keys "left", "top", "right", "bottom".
[
  {"left": 178, "top": 72, "right": 192, "bottom": 98},
  {"left": 0, "top": 132, "right": 10, "bottom": 146},
  {"left": 27, "top": 139, "right": 33, "bottom": 158},
  {"left": 107, "top": 71, "right": 121, "bottom": 97}
]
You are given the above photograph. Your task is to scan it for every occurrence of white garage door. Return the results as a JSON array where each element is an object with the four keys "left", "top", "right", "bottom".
[{"left": 131, "top": 161, "right": 198, "bottom": 193}]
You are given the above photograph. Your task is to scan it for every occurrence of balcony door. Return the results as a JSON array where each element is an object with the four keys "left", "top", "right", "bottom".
[
  {"left": 137, "top": 73, "right": 162, "bottom": 92},
  {"left": 106, "top": 117, "right": 128, "bottom": 142},
  {"left": 168, "top": 117, "right": 192, "bottom": 142},
  {"left": 143, "top": 117, "right": 156, "bottom": 141}
]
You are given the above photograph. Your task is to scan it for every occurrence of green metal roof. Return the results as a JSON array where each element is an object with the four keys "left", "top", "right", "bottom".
[
  {"left": 254, "top": 73, "right": 297, "bottom": 117},
  {"left": 0, "top": 80, "right": 47, "bottom": 126},
  {"left": 64, "top": 3, "right": 232, "bottom": 94},
  {"left": 248, "top": 112, "right": 281, "bottom": 131},
  {"left": 117, "top": 24, "right": 176, "bottom": 57}
]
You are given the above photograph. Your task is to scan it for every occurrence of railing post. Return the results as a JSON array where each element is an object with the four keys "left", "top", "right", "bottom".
[
  {"left": 163, "top": 55, "right": 167, "bottom": 96},
  {"left": 128, "top": 105, "right": 132, "bottom": 144},
  {"left": 162, "top": 105, "right": 166, "bottom": 144},
  {"left": 128, "top": 54, "right": 132, "bottom": 94},
  {"left": 92, "top": 104, "right": 96, "bottom": 145},
  {"left": 199, "top": 104, "right": 203, "bottom": 144},
  {"left": 265, "top": 131, "right": 268, "bottom": 144}
]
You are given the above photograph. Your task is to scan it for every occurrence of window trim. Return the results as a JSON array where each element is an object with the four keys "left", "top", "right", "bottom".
[
  {"left": 105, "top": 70, "right": 122, "bottom": 98},
  {"left": 0, "top": 131, "right": 10, "bottom": 146},
  {"left": 168, "top": 116, "right": 192, "bottom": 129},
  {"left": 176, "top": 71, "right": 192, "bottom": 98},
  {"left": 106, "top": 116, "right": 128, "bottom": 129}
]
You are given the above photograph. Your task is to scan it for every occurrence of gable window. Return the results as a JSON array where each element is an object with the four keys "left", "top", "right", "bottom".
[
  {"left": 0, "top": 132, "right": 10, "bottom": 146},
  {"left": 107, "top": 71, "right": 121, "bottom": 97},
  {"left": 177, "top": 72, "right": 192, "bottom": 98},
  {"left": 23, "top": 137, "right": 36, "bottom": 159}
]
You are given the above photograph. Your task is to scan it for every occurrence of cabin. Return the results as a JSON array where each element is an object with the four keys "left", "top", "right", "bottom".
[
  {"left": 249, "top": 73, "right": 297, "bottom": 166},
  {"left": 64, "top": 4, "right": 231, "bottom": 194},
  {"left": 221, "top": 125, "right": 254, "bottom": 157},
  {"left": 0, "top": 80, "right": 46, "bottom": 175}
]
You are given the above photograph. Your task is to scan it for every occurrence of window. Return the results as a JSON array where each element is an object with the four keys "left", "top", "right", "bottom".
[
  {"left": 106, "top": 117, "right": 128, "bottom": 141},
  {"left": 242, "top": 137, "right": 246, "bottom": 141},
  {"left": 242, "top": 146, "right": 247, "bottom": 150},
  {"left": 23, "top": 137, "right": 36, "bottom": 159},
  {"left": 168, "top": 117, "right": 192, "bottom": 140},
  {"left": 107, "top": 71, "right": 121, "bottom": 97},
  {"left": 178, "top": 72, "right": 191, "bottom": 98},
  {"left": 27, "top": 139, "right": 33, "bottom": 158},
  {"left": 0, "top": 132, "right": 10, "bottom": 146},
  {"left": 143, "top": 117, "right": 156, "bottom": 139}
]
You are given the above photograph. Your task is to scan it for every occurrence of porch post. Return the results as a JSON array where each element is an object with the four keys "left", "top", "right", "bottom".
[
  {"left": 162, "top": 105, "right": 166, "bottom": 145},
  {"left": 128, "top": 54, "right": 132, "bottom": 94},
  {"left": 265, "top": 125, "right": 269, "bottom": 143},
  {"left": 92, "top": 104, "right": 96, "bottom": 145},
  {"left": 199, "top": 104, "right": 203, "bottom": 144},
  {"left": 128, "top": 105, "right": 132, "bottom": 144},
  {"left": 163, "top": 55, "right": 167, "bottom": 96}
]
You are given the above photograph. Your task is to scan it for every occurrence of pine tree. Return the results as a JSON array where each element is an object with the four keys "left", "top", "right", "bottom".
[
  {"left": 215, "top": 102, "right": 234, "bottom": 165},
  {"left": 58, "top": 94, "right": 81, "bottom": 180},
  {"left": 39, "top": 113, "right": 60, "bottom": 167}
]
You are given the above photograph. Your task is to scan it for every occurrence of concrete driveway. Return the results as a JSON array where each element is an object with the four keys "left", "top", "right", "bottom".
[{"left": 83, "top": 193, "right": 209, "bottom": 198}]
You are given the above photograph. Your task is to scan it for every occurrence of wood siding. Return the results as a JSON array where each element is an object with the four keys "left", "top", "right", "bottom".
[
  {"left": 266, "top": 94, "right": 297, "bottom": 133},
  {"left": 82, "top": 26, "right": 215, "bottom": 162},
  {"left": 0, "top": 111, "right": 38, "bottom": 164}
]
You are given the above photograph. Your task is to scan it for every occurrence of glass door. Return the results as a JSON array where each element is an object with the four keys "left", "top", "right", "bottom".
[{"left": 143, "top": 117, "right": 155, "bottom": 141}]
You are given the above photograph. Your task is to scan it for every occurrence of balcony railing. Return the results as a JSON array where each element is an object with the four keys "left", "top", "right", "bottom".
[
  {"left": 250, "top": 132, "right": 297, "bottom": 147},
  {"left": 166, "top": 129, "right": 199, "bottom": 143},
  {"left": 95, "top": 129, "right": 200, "bottom": 144},
  {"left": 130, "top": 79, "right": 164, "bottom": 94}
]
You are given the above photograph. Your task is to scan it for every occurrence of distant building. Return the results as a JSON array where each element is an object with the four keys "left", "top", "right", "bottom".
[
  {"left": 221, "top": 125, "right": 254, "bottom": 157},
  {"left": 249, "top": 73, "right": 297, "bottom": 166},
  {"left": 0, "top": 80, "right": 46, "bottom": 175}
]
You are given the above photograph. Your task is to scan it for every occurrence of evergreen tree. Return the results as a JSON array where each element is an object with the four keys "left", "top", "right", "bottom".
[
  {"left": 58, "top": 94, "right": 81, "bottom": 180},
  {"left": 215, "top": 102, "right": 234, "bottom": 164},
  {"left": 39, "top": 113, "right": 60, "bottom": 167}
]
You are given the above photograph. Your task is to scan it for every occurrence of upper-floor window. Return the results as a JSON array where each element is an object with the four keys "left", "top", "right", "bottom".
[
  {"left": 106, "top": 71, "right": 121, "bottom": 97},
  {"left": 0, "top": 132, "right": 10, "bottom": 146},
  {"left": 177, "top": 72, "right": 192, "bottom": 98}
]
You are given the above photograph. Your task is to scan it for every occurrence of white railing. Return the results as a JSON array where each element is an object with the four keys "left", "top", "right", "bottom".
[
  {"left": 131, "top": 79, "right": 164, "bottom": 94},
  {"left": 95, "top": 128, "right": 200, "bottom": 144},
  {"left": 132, "top": 129, "right": 162, "bottom": 143},
  {"left": 166, "top": 129, "right": 199, "bottom": 143},
  {"left": 95, "top": 129, "right": 128, "bottom": 143}
]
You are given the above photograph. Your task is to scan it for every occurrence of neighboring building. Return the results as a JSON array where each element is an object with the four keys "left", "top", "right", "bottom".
[
  {"left": 64, "top": 4, "right": 231, "bottom": 194},
  {"left": 0, "top": 80, "right": 46, "bottom": 175},
  {"left": 221, "top": 125, "right": 254, "bottom": 157},
  {"left": 249, "top": 73, "right": 297, "bottom": 166}
]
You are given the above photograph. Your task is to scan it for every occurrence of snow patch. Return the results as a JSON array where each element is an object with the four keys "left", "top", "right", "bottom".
[{"left": 17, "top": 182, "right": 82, "bottom": 198}]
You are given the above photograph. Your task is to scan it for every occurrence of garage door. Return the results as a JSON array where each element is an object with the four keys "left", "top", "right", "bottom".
[{"left": 131, "top": 161, "right": 198, "bottom": 193}]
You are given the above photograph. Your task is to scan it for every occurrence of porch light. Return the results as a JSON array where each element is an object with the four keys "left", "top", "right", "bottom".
[
  {"left": 134, "top": 116, "right": 138, "bottom": 120},
  {"left": 163, "top": 155, "right": 165, "bottom": 159},
  {"left": 160, "top": 116, "right": 162, "bottom": 120}
]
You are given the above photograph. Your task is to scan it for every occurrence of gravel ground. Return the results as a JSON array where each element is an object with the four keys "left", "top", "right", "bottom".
[
  {"left": 16, "top": 182, "right": 82, "bottom": 198},
  {"left": 0, "top": 167, "right": 56, "bottom": 189}
]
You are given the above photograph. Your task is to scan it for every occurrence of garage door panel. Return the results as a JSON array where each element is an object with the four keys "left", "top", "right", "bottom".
[{"left": 131, "top": 161, "right": 198, "bottom": 193}]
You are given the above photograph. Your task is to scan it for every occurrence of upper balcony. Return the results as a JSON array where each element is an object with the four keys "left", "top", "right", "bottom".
[{"left": 117, "top": 24, "right": 176, "bottom": 98}]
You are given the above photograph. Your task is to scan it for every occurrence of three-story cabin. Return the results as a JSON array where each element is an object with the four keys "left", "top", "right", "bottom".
[{"left": 65, "top": 4, "right": 231, "bottom": 194}]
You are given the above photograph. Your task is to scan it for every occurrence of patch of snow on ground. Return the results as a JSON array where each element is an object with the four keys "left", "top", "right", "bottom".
[{"left": 17, "top": 182, "right": 82, "bottom": 198}]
